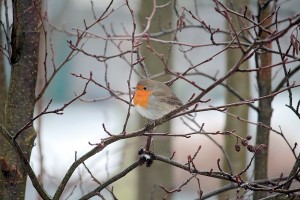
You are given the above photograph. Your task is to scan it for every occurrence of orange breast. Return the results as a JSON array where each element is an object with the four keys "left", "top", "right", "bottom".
[{"left": 134, "top": 90, "right": 152, "bottom": 108}]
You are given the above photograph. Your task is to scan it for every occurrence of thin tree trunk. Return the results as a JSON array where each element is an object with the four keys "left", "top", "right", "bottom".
[
  {"left": 220, "top": 1, "right": 250, "bottom": 199},
  {"left": 254, "top": 0, "right": 273, "bottom": 199},
  {"left": 0, "top": 0, "right": 41, "bottom": 199},
  {"left": 136, "top": 1, "right": 174, "bottom": 199}
]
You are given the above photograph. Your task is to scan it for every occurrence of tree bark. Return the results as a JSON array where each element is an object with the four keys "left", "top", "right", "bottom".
[
  {"left": 254, "top": 0, "right": 273, "bottom": 199},
  {"left": 0, "top": 0, "right": 41, "bottom": 199}
]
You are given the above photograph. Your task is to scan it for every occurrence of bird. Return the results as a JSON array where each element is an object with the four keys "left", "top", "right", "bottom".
[{"left": 133, "top": 79, "right": 183, "bottom": 120}]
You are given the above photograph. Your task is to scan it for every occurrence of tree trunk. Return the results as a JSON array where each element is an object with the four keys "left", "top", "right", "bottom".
[
  {"left": 254, "top": 0, "right": 273, "bottom": 199},
  {"left": 220, "top": 1, "right": 250, "bottom": 199},
  {"left": 137, "top": 1, "right": 174, "bottom": 199},
  {"left": 0, "top": 0, "right": 41, "bottom": 199}
]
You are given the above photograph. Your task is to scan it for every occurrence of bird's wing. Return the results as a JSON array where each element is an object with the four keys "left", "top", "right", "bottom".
[{"left": 153, "top": 90, "right": 183, "bottom": 107}]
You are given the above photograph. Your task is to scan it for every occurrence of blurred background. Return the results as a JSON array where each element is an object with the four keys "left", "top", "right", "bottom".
[{"left": 2, "top": 0, "right": 299, "bottom": 199}]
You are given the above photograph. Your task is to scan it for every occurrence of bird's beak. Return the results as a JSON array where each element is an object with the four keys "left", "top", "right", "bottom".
[{"left": 132, "top": 87, "right": 136, "bottom": 90}]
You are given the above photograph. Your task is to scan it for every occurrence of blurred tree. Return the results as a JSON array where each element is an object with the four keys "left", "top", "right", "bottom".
[
  {"left": 136, "top": 0, "right": 174, "bottom": 199},
  {"left": 0, "top": 0, "right": 41, "bottom": 199},
  {"left": 220, "top": 1, "right": 250, "bottom": 199}
]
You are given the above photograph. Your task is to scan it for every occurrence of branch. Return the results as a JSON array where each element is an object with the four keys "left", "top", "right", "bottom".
[
  {"left": 284, "top": 153, "right": 300, "bottom": 190},
  {"left": 78, "top": 160, "right": 140, "bottom": 200}
]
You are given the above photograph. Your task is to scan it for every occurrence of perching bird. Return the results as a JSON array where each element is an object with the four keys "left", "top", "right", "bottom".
[{"left": 133, "top": 79, "right": 183, "bottom": 120}]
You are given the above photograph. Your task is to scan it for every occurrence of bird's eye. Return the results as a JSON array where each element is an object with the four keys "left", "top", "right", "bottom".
[{"left": 143, "top": 87, "right": 147, "bottom": 90}]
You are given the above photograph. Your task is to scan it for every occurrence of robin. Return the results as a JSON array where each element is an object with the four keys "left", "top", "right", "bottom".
[{"left": 133, "top": 79, "right": 183, "bottom": 120}]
